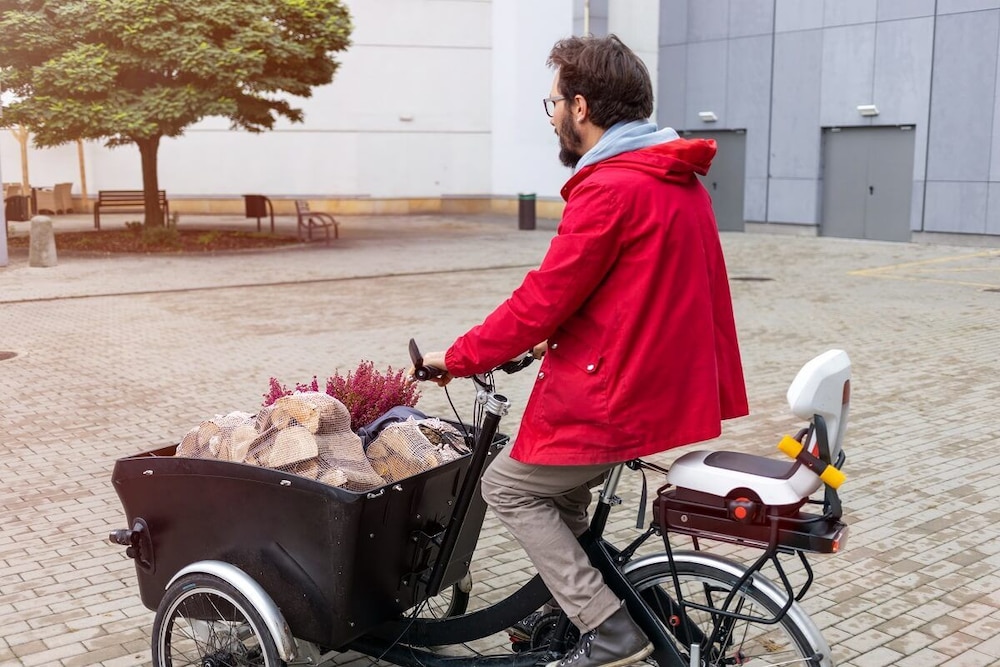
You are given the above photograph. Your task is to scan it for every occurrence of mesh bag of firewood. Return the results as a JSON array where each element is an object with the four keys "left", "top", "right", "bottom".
[
  {"left": 177, "top": 393, "right": 384, "bottom": 491},
  {"left": 175, "top": 394, "right": 469, "bottom": 491},
  {"left": 252, "top": 392, "right": 388, "bottom": 491},
  {"left": 177, "top": 411, "right": 258, "bottom": 461},
  {"left": 365, "top": 417, "right": 469, "bottom": 483}
]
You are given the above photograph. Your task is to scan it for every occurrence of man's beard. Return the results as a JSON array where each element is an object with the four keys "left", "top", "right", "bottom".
[{"left": 557, "top": 113, "right": 584, "bottom": 168}]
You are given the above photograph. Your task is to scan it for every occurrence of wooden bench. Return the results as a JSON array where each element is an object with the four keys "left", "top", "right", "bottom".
[
  {"left": 294, "top": 200, "right": 339, "bottom": 243},
  {"left": 94, "top": 190, "right": 169, "bottom": 230}
]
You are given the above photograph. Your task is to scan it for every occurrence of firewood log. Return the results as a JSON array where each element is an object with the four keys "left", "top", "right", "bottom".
[
  {"left": 367, "top": 452, "right": 422, "bottom": 484},
  {"left": 176, "top": 426, "right": 201, "bottom": 457},
  {"left": 266, "top": 425, "right": 319, "bottom": 468},
  {"left": 268, "top": 395, "right": 321, "bottom": 433},
  {"left": 365, "top": 423, "right": 442, "bottom": 482},
  {"left": 286, "top": 458, "right": 320, "bottom": 480},
  {"left": 228, "top": 424, "right": 258, "bottom": 463},
  {"left": 175, "top": 420, "right": 221, "bottom": 458},
  {"left": 302, "top": 392, "right": 352, "bottom": 435},
  {"left": 315, "top": 444, "right": 385, "bottom": 490},
  {"left": 365, "top": 441, "right": 388, "bottom": 459},
  {"left": 377, "top": 424, "right": 442, "bottom": 467},
  {"left": 319, "top": 467, "right": 349, "bottom": 488}
]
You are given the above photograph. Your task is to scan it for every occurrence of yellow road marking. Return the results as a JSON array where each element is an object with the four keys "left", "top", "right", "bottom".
[
  {"left": 849, "top": 249, "right": 1000, "bottom": 275},
  {"left": 849, "top": 249, "right": 1000, "bottom": 288}
]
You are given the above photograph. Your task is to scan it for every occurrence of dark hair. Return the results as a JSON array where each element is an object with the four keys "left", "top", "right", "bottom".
[{"left": 547, "top": 34, "right": 654, "bottom": 129}]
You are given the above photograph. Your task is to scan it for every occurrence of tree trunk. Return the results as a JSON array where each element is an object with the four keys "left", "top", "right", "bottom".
[
  {"left": 76, "top": 139, "right": 89, "bottom": 213},
  {"left": 136, "top": 135, "right": 163, "bottom": 227}
]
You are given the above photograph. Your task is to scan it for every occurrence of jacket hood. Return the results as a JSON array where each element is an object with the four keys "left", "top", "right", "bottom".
[
  {"left": 562, "top": 137, "right": 716, "bottom": 200},
  {"left": 574, "top": 120, "right": 680, "bottom": 172}
]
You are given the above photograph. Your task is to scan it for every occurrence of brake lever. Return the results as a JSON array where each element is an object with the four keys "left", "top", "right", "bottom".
[{"left": 409, "top": 338, "right": 446, "bottom": 381}]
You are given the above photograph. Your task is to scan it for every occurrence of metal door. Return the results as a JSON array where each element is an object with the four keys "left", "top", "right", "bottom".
[
  {"left": 821, "top": 126, "right": 915, "bottom": 242},
  {"left": 684, "top": 130, "right": 746, "bottom": 232}
]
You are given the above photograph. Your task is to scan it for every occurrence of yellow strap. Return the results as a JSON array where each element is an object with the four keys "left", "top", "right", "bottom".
[
  {"left": 777, "top": 435, "right": 803, "bottom": 458},
  {"left": 777, "top": 435, "right": 846, "bottom": 489},
  {"left": 820, "top": 465, "right": 846, "bottom": 490}
]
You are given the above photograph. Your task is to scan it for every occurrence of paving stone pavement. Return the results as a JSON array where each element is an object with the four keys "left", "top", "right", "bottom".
[{"left": 1, "top": 214, "right": 999, "bottom": 666}]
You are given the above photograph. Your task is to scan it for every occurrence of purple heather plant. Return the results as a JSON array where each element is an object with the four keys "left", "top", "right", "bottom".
[{"left": 263, "top": 362, "right": 420, "bottom": 431}]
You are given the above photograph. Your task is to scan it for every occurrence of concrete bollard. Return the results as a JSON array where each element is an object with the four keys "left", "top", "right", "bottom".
[{"left": 29, "top": 216, "right": 58, "bottom": 267}]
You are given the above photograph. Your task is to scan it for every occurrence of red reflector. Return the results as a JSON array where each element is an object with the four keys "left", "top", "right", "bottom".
[{"left": 832, "top": 525, "right": 849, "bottom": 553}]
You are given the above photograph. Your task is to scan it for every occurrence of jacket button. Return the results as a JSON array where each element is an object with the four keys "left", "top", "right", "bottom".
[
  {"left": 586, "top": 364, "right": 595, "bottom": 372},
  {"left": 538, "top": 371, "right": 545, "bottom": 379},
  {"left": 550, "top": 342, "right": 558, "bottom": 350}
]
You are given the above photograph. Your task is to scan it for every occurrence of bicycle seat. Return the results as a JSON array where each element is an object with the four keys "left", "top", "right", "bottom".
[{"left": 666, "top": 450, "right": 821, "bottom": 508}]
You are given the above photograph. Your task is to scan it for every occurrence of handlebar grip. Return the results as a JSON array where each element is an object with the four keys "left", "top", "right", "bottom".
[
  {"left": 777, "top": 435, "right": 846, "bottom": 489},
  {"left": 408, "top": 338, "right": 445, "bottom": 381},
  {"left": 413, "top": 365, "right": 445, "bottom": 381}
]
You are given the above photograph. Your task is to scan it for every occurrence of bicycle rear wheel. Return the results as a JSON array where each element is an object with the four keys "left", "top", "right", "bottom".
[{"left": 626, "top": 553, "right": 832, "bottom": 667}]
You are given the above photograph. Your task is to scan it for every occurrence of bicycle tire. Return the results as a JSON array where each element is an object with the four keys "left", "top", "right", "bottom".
[
  {"left": 152, "top": 572, "right": 285, "bottom": 667},
  {"left": 626, "top": 553, "right": 833, "bottom": 667}
]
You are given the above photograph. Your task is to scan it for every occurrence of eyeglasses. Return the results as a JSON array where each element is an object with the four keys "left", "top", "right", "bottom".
[{"left": 543, "top": 96, "right": 566, "bottom": 117}]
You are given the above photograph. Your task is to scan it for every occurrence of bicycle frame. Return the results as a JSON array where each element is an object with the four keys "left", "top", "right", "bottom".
[
  {"left": 351, "top": 390, "right": 688, "bottom": 666},
  {"left": 350, "top": 386, "right": 833, "bottom": 667}
]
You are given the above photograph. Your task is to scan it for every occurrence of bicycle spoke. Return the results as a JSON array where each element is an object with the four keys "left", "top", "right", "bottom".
[
  {"left": 628, "top": 560, "right": 823, "bottom": 667},
  {"left": 159, "top": 586, "right": 270, "bottom": 667}
]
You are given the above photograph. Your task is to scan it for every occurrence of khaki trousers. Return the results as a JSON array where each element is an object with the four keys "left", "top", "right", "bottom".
[{"left": 480, "top": 445, "right": 623, "bottom": 631}]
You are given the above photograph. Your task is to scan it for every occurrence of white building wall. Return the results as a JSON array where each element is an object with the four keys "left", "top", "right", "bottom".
[
  {"left": 0, "top": 0, "right": 682, "bottom": 208},
  {"left": 2, "top": 0, "right": 498, "bottom": 200},
  {"left": 490, "top": 0, "right": 575, "bottom": 201},
  {"left": 608, "top": 0, "right": 661, "bottom": 123}
]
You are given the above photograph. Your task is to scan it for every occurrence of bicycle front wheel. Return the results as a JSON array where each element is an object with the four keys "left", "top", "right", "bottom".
[
  {"left": 626, "top": 552, "right": 833, "bottom": 667},
  {"left": 152, "top": 572, "right": 285, "bottom": 667}
]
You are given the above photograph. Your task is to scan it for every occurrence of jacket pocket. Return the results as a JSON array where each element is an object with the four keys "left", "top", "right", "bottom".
[
  {"left": 535, "top": 328, "right": 609, "bottom": 428},
  {"left": 548, "top": 328, "right": 602, "bottom": 375}
]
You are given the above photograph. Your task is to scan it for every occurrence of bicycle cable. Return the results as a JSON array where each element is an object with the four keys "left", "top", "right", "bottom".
[
  {"left": 368, "top": 596, "right": 488, "bottom": 667},
  {"left": 442, "top": 384, "right": 469, "bottom": 439},
  {"left": 367, "top": 598, "right": 430, "bottom": 666}
]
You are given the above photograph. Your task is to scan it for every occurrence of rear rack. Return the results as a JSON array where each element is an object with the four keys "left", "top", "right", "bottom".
[{"left": 656, "top": 489, "right": 849, "bottom": 556}]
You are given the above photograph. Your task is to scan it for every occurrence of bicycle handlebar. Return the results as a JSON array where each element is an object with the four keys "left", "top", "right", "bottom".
[
  {"left": 408, "top": 338, "right": 533, "bottom": 381},
  {"left": 409, "top": 338, "right": 447, "bottom": 381}
]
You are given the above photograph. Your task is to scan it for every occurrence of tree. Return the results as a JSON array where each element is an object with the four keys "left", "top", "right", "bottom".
[{"left": 0, "top": 0, "right": 352, "bottom": 226}]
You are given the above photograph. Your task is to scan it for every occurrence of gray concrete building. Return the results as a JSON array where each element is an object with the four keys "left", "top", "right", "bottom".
[{"left": 656, "top": 0, "right": 1000, "bottom": 244}]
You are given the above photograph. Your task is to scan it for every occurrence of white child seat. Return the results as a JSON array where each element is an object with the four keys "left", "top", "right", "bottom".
[{"left": 667, "top": 350, "right": 851, "bottom": 507}]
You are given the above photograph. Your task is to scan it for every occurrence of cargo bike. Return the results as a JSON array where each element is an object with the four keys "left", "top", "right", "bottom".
[{"left": 109, "top": 344, "right": 852, "bottom": 667}]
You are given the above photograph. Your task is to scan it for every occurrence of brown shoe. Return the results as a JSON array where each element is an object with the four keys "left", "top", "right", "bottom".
[{"left": 545, "top": 604, "right": 653, "bottom": 667}]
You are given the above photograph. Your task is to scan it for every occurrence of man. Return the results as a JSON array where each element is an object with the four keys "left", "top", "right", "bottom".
[{"left": 417, "top": 35, "right": 748, "bottom": 667}]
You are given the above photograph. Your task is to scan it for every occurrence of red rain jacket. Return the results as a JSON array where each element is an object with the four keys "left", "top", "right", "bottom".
[{"left": 446, "top": 138, "right": 748, "bottom": 465}]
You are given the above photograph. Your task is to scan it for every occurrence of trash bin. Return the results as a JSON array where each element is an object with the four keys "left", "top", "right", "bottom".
[
  {"left": 4, "top": 195, "right": 30, "bottom": 222},
  {"left": 244, "top": 194, "right": 267, "bottom": 218},
  {"left": 242, "top": 194, "right": 274, "bottom": 233},
  {"left": 518, "top": 193, "right": 536, "bottom": 231}
]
